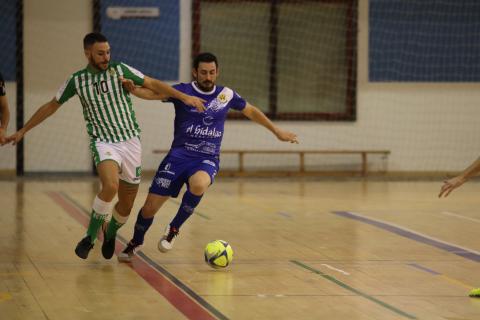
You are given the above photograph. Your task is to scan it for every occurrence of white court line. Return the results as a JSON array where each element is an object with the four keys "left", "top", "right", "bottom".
[
  {"left": 256, "top": 294, "right": 285, "bottom": 298},
  {"left": 442, "top": 211, "right": 480, "bottom": 224},
  {"left": 320, "top": 264, "right": 350, "bottom": 275}
]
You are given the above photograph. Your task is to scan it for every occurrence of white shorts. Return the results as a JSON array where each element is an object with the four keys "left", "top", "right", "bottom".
[{"left": 90, "top": 136, "right": 142, "bottom": 184}]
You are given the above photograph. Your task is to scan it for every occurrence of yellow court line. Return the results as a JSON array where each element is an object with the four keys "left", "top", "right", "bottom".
[
  {"left": 0, "top": 272, "right": 34, "bottom": 277},
  {"left": 0, "top": 292, "right": 13, "bottom": 302},
  {"left": 439, "top": 274, "right": 474, "bottom": 290}
]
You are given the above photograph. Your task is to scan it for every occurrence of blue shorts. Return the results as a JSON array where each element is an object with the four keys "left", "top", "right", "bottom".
[{"left": 149, "top": 153, "right": 219, "bottom": 198}]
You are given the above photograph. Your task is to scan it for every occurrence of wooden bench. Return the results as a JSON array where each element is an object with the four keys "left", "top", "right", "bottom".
[{"left": 152, "top": 149, "right": 390, "bottom": 176}]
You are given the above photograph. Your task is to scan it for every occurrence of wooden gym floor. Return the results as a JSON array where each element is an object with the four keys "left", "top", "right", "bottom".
[{"left": 1, "top": 177, "right": 480, "bottom": 319}]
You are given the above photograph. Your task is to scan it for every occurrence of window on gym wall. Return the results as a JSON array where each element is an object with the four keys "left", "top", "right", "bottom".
[{"left": 193, "top": 0, "right": 357, "bottom": 121}]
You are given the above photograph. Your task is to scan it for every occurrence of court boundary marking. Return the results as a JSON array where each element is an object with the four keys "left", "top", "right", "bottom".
[
  {"left": 333, "top": 211, "right": 480, "bottom": 263},
  {"left": 291, "top": 260, "right": 417, "bottom": 319},
  {"left": 441, "top": 211, "right": 480, "bottom": 224},
  {"left": 47, "top": 191, "right": 228, "bottom": 320},
  {"left": 407, "top": 263, "right": 473, "bottom": 290}
]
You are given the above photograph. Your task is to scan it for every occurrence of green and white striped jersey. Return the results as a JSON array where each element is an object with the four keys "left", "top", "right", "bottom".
[{"left": 55, "top": 61, "right": 144, "bottom": 143}]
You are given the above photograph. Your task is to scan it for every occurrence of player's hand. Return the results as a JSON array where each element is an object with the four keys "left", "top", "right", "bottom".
[
  {"left": 183, "top": 95, "right": 206, "bottom": 112},
  {"left": 0, "top": 128, "right": 7, "bottom": 146},
  {"left": 275, "top": 128, "right": 299, "bottom": 144},
  {"left": 5, "top": 130, "right": 25, "bottom": 146},
  {"left": 120, "top": 76, "right": 136, "bottom": 93},
  {"left": 438, "top": 176, "right": 467, "bottom": 198}
]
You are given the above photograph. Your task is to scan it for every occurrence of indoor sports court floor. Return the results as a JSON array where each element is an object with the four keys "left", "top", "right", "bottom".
[{"left": 1, "top": 177, "right": 480, "bottom": 319}]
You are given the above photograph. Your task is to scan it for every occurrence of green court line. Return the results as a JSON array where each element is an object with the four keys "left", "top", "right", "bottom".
[
  {"left": 168, "top": 198, "right": 211, "bottom": 220},
  {"left": 290, "top": 260, "right": 417, "bottom": 320}
]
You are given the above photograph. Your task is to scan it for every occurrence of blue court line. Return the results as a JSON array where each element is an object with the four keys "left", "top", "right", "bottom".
[
  {"left": 407, "top": 263, "right": 440, "bottom": 275},
  {"left": 276, "top": 211, "right": 292, "bottom": 219},
  {"left": 333, "top": 211, "right": 480, "bottom": 263},
  {"left": 407, "top": 263, "right": 474, "bottom": 290}
]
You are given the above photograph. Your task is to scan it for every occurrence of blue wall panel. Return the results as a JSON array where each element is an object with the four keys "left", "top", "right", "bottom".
[
  {"left": 0, "top": 0, "right": 17, "bottom": 81},
  {"left": 369, "top": 0, "right": 480, "bottom": 82},
  {"left": 101, "top": 0, "right": 179, "bottom": 81}
]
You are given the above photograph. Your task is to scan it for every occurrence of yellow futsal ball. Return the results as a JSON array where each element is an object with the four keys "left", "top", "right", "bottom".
[{"left": 204, "top": 240, "right": 233, "bottom": 269}]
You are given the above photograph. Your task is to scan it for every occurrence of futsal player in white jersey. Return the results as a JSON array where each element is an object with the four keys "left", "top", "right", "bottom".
[{"left": 4, "top": 32, "right": 205, "bottom": 260}]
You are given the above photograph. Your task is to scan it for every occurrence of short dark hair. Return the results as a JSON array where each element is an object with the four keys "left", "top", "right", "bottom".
[
  {"left": 193, "top": 52, "right": 218, "bottom": 69},
  {"left": 83, "top": 32, "right": 108, "bottom": 49}
]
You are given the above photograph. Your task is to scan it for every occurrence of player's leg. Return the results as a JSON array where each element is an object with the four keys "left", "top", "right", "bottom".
[
  {"left": 102, "top": 136, "right": 142, "bottom": 259},
  {"left": 133, "top": 192, "right": 170, "bottom": 243},
  {"left": 118, "top": 154, "right": 185, "bottom": 262},
  {"left": 75, "top": 159, "right": 120, "bottom": 259},
  {"left": 101, "top": 180, "right": 139, "bottom": 259},
  {"left": 117, "top": 193, "right": 170, "bottom": 262},
  {"left": 170, "top": 170, "right": 209, "bottom": 228},
  {"left": 159, "top": 168, "right": 213, "bottom": 253}
]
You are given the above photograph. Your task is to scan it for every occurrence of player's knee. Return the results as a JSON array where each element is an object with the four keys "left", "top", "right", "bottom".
[
  {"left": 189, "top": 181, "right": 208, "bottom": 195},
  {"left": 189, "top": 172, "right": 211, "bottom": 195},
  {"left": 102, "top": 180, "right": 119, "bottom": 197}
]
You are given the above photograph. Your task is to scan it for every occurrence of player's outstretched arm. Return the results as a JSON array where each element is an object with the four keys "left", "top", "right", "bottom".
[
  {"left": 5, "top": 98, "right": 61, "bottom": 146},
  {"left": 131, "top": 87, "right": 166, "bottom": 100},
  {"left": 439, "top": 156, "right": 480, "bottom": 198},
  {"left": 142, "top": 76, "right": 206, "bottom": 112},
  {"left": 0, "top": 95, "right": 10, "bottom": 145},
  {"left": 241, "top": 103, "right": 298, "bottom": 144},
  {"left": 120, "top": 77, "right": 167, "bottom": 100}
]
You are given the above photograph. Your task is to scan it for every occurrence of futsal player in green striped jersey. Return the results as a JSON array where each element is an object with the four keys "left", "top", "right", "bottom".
[
  {"left": 439, "top": 156, "right": 480, "bottom": 297},
  {"left": 4, "top": 32, "right": 205, "bottom": 260}
]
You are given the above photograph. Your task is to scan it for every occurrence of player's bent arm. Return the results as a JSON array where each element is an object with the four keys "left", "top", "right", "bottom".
[
  {"left": 142, "top": 76, "right": 205, "bottom": 111},
  {"left": 142, "top": 76, "right": 187, "bottom": 100},
  {"left": 456, "top": 157, "right": 480, "bottom": 181},
  {"left": 14, "top": 98, "right": 61, "bottom": 138},
  {"left": 241, "top": 103, "right": 298, "bottom": 143},
  {"left": 242, "top": 103, "right": 279, "bottom": 135},
  {"left": 438, "top": 156, "right": 480, "bottom": 198}
]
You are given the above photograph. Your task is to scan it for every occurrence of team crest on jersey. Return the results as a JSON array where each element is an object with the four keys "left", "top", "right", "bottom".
[
  {"left": 109, "top": 68, "right": 117, "bottom": 77},
  {"left": 218, "top": 93, "right": 227, "bottom": 104}
]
